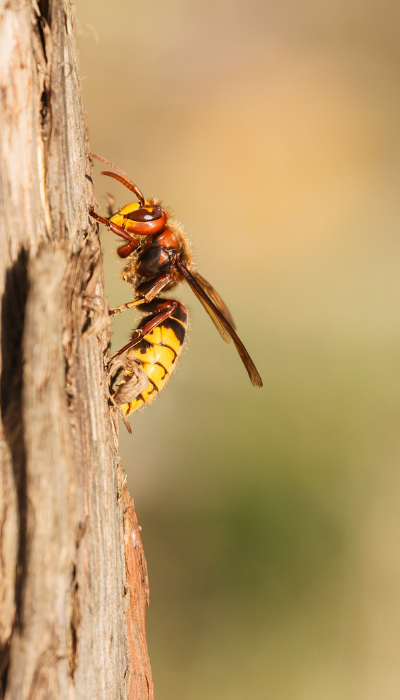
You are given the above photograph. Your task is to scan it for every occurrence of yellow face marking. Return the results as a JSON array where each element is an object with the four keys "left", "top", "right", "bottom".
[
  {"left": 110, "top": 202, "right": 159, "bottom": 234},
  {"left": 110, "top": 202, "right": 140, "bottom": 230},
  {"left": 119, "top": 202, "right": 141, "bottom": 216}
]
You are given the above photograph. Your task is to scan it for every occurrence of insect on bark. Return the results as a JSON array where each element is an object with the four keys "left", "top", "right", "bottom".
[{"left": 89, "top": 154, "right": 263, "bottom": 415}]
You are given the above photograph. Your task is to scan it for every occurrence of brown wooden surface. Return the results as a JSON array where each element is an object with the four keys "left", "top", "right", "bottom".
[{"left": 0, "top": 1, "right": 153, "bottom": 698}]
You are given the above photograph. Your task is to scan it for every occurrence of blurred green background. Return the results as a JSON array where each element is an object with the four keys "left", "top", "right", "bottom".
[{"left": 76, "top": 1, "right": 400, "bottom": 697}]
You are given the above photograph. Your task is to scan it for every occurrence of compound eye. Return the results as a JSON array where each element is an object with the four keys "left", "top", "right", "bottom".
[{"left": 126, "top": 206, "right": 163, "bottom": 222}]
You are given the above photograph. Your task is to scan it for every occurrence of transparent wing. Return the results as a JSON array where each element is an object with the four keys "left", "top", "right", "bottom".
[
  {"left": 176, "top": 261, "right": 263, "bottom": 388},
  {"left": 192, "top": 271, "right": 236, "bottom": 329}
]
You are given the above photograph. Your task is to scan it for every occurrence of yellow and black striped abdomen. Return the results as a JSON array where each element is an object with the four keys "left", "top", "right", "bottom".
[{"left": 121, "top": 302, "right": 188, "bottom": 415}]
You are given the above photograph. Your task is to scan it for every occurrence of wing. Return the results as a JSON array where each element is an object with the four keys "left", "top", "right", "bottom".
[
  {"left": 192, "top": 271, "right": 236, "bottom": 329},
  {"left": 183, "top": 273, "right": 232, "bottom": 345},
  {"left": 176, "top": 260, "right": 263, "bottom": 388}
]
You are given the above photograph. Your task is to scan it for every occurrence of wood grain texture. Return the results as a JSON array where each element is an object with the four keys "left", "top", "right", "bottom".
[
  {"left": 122, "top": 485, "right": 153, "bottom": 700},
  {"left": 0, "top": 1, "right": 153, "bottom": 698}
]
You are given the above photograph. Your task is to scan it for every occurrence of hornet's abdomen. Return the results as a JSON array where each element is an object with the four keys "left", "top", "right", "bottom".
[{"left": 121, "top": 302, "right": 188, "bottom": 414}]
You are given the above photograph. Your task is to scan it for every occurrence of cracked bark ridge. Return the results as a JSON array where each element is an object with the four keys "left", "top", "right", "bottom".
[
  {"left": 0, "top": 1, "right": 153, "bottom": 698},
  {"left": 122, "top": 484, "right": 154, "bottom": 700}
]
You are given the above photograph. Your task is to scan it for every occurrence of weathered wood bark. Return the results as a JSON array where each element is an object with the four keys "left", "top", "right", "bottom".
[{"left": 0, "top": 1, "right": 153, "bottom": 698}]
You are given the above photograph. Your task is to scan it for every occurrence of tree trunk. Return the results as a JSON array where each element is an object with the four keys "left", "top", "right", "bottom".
[{"left": 0, "top": 1, "right": 153, "bottom": 698}]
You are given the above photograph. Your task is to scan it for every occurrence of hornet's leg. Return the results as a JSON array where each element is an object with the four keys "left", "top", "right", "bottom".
[
  {"left": 112, "top": 300, "right": 178, "bottom": 358},
  {"left": 89, "top": 207, "right": 140, "bottom": 245},
  {"left": 108, "top": 299, "right": 143, "bottom": 317},
  {"left": 108, "top": 272, "right": 173, "bottom": 316}
]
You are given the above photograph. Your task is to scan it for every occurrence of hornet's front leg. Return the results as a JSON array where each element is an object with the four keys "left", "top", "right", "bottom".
[{"left": 89, "top": 207, "right": 140, "bottom": 247}]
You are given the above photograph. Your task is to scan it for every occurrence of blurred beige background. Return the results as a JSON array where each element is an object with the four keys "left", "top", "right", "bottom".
[{"left": 76, "top": 1, "right": 400, "bottom": 697}]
